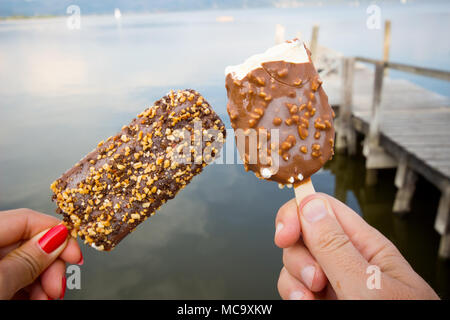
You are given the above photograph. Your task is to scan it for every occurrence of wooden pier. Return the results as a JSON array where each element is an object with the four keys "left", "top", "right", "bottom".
[{"left": 309, "top": 24, "right": 450, "bottom": 258}]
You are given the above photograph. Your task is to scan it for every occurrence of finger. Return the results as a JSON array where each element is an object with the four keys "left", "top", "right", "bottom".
[
  {"left": 59, "top": 237, "right": 83, "bottom": 265},
  {"left": 277, "top": 267, "right": 315, "bottom": 300},
  {"left": 298, "top": 195, "right": 370, "bottom": 299},
  {"left": 0, "top": 224, "right": 69, "bottom": 299},
  {"left": 275, "top": 198, "right": 301, "bottom": 248},
  {"left": 11, "top": 289, "right": 29, "bottom": 300},
  {"left": 315, "top": 282, "right": 338, "bottom": 300},
  {"left": 0, "top": 209, "right": 60, "bottom": 246},
  {"left": 2, "top": 235, "right": 83, "bottom": 266},
  {"left": 0, "top": 242, "right": 21, "bottom": 259},
  {"left": 283, "top": 242, "right": 328, "bottom": 292},
  {"left": 40, "top": 259, "right": 66, "bottom": 300},
  {"left": 28, "top": 281, "right": 49, "bottom": 300},
  {"left": 319, "top": 193, "right": 406, "bottom": 267}
]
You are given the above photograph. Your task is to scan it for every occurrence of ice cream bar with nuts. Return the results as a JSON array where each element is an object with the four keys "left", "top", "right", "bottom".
[
  {"left": 51, "top": 89, "right": 226, "bottom": 251},
  {"left": 225, "top": 39, "right": 335, "bottom": 204}
]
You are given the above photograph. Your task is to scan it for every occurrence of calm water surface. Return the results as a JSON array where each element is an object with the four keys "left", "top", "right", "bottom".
[{"left": 0, "top": 2, "right": 449, "bottom": 299}]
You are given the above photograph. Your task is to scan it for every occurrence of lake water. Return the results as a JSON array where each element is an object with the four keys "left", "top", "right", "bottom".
[{"left": 0, "top": 1, "right": 449, "bottom": 299}]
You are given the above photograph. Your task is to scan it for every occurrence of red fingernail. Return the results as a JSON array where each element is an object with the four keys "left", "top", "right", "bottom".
[
  {"left": 77, "top": 254, "right": 84, "bottom": 266},
  {"left": 38, "top": 224, "right": 68, "bottom": 253},
  {"left": 60, "top": 276, "right": 66, "bottom": 300}
]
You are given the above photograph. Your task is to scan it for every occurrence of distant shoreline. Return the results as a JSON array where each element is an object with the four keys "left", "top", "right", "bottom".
[
  {"left": 0, "top": 14, "right": 58, "bottom": 21},
  {"left": 0, "top": 0, "right": 440, "bottom": 22}
]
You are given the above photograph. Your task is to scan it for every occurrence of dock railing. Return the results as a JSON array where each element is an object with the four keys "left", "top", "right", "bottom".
[
  {"left": 339, "top": 56, "right": 450, "bottom": 156},
  {"left": 338, "top": 55, "right": 450, "bottom": 258}
]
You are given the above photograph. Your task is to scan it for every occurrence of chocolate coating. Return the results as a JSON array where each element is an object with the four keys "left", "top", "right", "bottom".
[
  {"left": 225, "top": 51, "right": 335, "bottom": 185},
  {"left": 51, "top": 89, "right": 225, "bottom": 251}
]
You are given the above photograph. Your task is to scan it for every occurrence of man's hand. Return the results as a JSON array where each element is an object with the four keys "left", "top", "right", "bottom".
[{"left": 274, "top": 193, "right": 439, "bottom": 300}]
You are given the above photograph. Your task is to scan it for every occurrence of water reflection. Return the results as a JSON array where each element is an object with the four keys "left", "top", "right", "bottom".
[{"left": 325, "top": 152, "right": 450, "bottom": 299}]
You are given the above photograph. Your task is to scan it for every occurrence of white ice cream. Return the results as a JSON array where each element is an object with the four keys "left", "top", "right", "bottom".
[{"left": 225, "top": 39, "right": 310, "bottom": 80}]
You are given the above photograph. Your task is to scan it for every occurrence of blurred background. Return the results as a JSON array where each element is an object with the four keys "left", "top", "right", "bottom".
[{"left": 0, "top": 0, "right": 449, "bottom": 299}]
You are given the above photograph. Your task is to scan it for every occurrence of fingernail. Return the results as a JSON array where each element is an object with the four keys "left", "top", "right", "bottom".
[
  {"left": 302, "top": 199, "right": 328, "bottom": 223},
  {"left": 276, "top": 222, "right": 284, "bottom": 235},
  {"left": 289, "top": 290, "right": 305, "bottom": 300},
  {"left": 301, "top": 265, "right": 316, "bottom": 289},
  {"left": 38, "top": 224, "right": 68, "bottom": 254},
  {"left": 60, "top": 276, "right": 66, "bottom": 300},
  {"left": 77, "top": 254, "right": 84, "bottom": 266}
]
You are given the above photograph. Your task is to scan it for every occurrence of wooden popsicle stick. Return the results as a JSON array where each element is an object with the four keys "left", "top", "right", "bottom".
[{"left": 294, "top": 178, "right": 315, "bottom": 206}]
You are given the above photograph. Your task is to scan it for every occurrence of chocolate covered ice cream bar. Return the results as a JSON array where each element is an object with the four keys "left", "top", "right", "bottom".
[
  {"left": 51, "top": 89, "right": 226, "bottom": 251},
  {"left": 225, "top": 39, "right": 335, "bottom": 188}
]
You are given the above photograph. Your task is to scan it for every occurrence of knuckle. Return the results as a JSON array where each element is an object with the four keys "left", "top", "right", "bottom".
[
  {"left": 276, "top": 270, "right": 283, "bottom": 295},
  {"left": 282, "top": 245, "right": 303, "bottom": 269},
  {"left": 374, "top": 279, "right": 411, "bottom": 300},
  {"left": 315, "top": 229, "right": 350, "bottom": 254},
  {"left": 282, "top": 247, "right": 292, "bottom": 267},
  {"left": 17, "top": 208, "right": 35, "bottom": 215},
  {"left": 377, "top": 250, "right": 401, "bottom": 270},
  {"left": 277, "top": 199, "right": 295, "bottom": 220},
  {"left": 0, "top": 272, "right": 13, "bottom": 300},
  {"left": 282, "top": 249, "right": 288, "bottom": 267},
  {"left": 277, "top": 268, "right": 287, "bottom": 299},
  {"left": 276, "top": 205, "right": 287, "bottom": 221},
  {"left": 7, "top": 249, "right": 43, "bottom": 283}
]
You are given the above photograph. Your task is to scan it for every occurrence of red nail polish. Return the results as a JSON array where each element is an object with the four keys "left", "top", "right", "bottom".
[
  {"left": 60, "top": 276, "right": 66, "bottom": 300},
  {"left": 38, "top": 224, "right": 68, "bottom": 254},
  {"left": 77, "top": 255, "right": 84, "bottom": 266}
]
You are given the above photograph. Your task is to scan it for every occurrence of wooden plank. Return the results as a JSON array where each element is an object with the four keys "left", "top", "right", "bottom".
[
  {"left": 435, "top": 184, "right": 450, "bottom": 234},
  {"left": 367, "top": 62, "right": 385, "bottom": 145},
  {"left": 406, "top": 150, "right": 450, "bottom": 158},
  {"left": 383, "top": 20, "right": 391, "bottom": 77},
  {"left": 352, "top": 117, "right": 450, "bottom": 180},
  {"left": 439, "top": 234, "right": 450, "bottom": 259},
  {"left": 310, "top": 25, "right": 319, "bottom": 63},
  {"left": 386, "top": 125, "right": 450, "bottom": 130},
  {"left": 413, "top": 159, "right": 450, "bottom": 168},
  {"left": 379, "top": 134, "right": 450, "bottom": 189},
  {"left": 388, "top": 138, "right": 450, "bottom": 144},
  {"left": 400, "top": 144, "right": 450, "bottom": 153},
  {"left": 336, "top": 57, "right": 357, "bottom": 155},
  {"left": 385, "top": 126, "right": 450, "bottom": 132},
  {"left": 388, "top": 61, "right": 450, "bottom": 82},
  {"left": 275, "top": 24, "right": 285, "bottom": 44},
  {"left": 363, "top": 61, "right": 397, "bottom": 180},
  {"left": 392, "top": 142, "right": 450, "bottom": 150},
  {"left": 387, "top": 132, "right": 450, "bottom": 138},
  {"left": 354, "top": 56, "right": 450, "bottom": 81}
]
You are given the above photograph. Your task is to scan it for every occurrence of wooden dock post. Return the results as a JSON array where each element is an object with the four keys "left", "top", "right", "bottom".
[
  {"left": 367, "top": 62, "right": 384, "bottom": 150},
  {"left": 310, "top": 24, "right": 319, "bottom": 62},
  {"left": 275, "top": 24, "right": 285, "bottom": 44},
  {"left": 393, "top": 156, "right": 418, "bottom": 214},
  {"left": 383, "top": 20, "right": 391, "bottom": 76},
  {"left": 363, "top": 61, "right": 397, "bottom": 185},
  {"left": 336, "top": 57, "right": 357, "bottom": 155},
  {"left": 439, "top": 235, "right": 450, "bottom": 259},
  {"left": 435, "top": 183, "right": 450, "bottom": 258}
]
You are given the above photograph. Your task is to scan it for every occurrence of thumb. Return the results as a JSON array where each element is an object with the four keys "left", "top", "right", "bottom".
[
  {"left": 298, "top": 195, "right": 370, "bottom": 299},
  {"left": 0, "top": 224, "right": 68, "bottom": 299}
]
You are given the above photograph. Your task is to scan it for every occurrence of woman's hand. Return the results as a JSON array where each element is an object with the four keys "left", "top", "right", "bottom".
[
  {"left": 274, "top": 193, "right": 439, "bottom": 300},
  {"left": 0, "top": 209, "right": 83, "bottom": 300}
]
